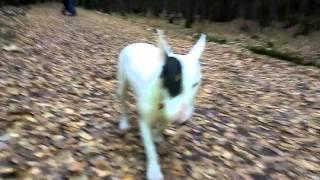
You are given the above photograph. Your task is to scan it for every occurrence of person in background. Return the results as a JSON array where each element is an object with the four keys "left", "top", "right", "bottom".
[{"left": 62, "top": 0, "right": 77, "bottom": 16}]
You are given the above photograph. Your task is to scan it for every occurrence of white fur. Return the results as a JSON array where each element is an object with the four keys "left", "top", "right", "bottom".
[{"left": 117, "top": 30, "right": 206, "bottom": 180}]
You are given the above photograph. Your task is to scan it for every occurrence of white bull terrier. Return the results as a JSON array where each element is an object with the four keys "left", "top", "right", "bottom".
[{"left": 117, "top": 30, "right": 206, "bottom": 180}]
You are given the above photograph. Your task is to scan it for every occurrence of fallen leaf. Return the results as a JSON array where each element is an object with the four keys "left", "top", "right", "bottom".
[
  {"left": 171, "top": 161, "right": 184, "bottom": 175},
  {"left": 222, "top": 150, "right": 233, "bottom": 159},
  {"left": 29, "top": 167, "right": 41, "bottom": 175},
  {"left": 7, "top": 87, "right": 20, "bottom": 95},
  {"left": 69, "top": 174, "right": 89, "bottom": 180},
  {"left": 23, "top": 115, "right": 38, "bottom": 123},
  {"left": 64, "top": 108, "right": 76, "bottom": 114},
  {"left": 92, "top": 167, "right": 112, "bottom": 177},
  {"left": 184, "top": 150, "right": 192, "bottom": 156},
  {"left": 92, "top": 157, "right": 110, "bottom": 170},
  {"left": 122, "top": 175, "right": 135, "bottom": 180},
  {"left": 294, "top": 159, "right": 320, "bottom": 171},
  {"left": 68, "top": 161, "right": 85, "bottom": 173},
  {"left": 3, "top": 44, "right": 22, "bottom": 52},
  {"left": 78, "top": 131, "right": 93, "bottom": 141}
]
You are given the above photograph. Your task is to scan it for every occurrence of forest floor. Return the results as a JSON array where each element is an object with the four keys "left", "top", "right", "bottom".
[{"left": 0, "top": 3, "right": 320, "bottom": 180}]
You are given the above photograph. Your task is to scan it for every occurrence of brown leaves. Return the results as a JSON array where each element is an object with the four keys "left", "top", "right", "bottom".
[
  {"left": 0, "top": 166, "right": 15, "bottom": 176},
  {"left": 290, "top": 158, "right": 320, "bottom": 172},
  {"left": 78, "top": 131, "right": 93, "bottom": 141},
  {"left": 90, "top": 156, "right": 112, "bottom": 177},
  {"left": 2, "top": 44, "right": 23, "bottom": 52},
  {"left": 68, "top": 161, "right": 85, "bottom": 173},
  {"left": 0, "top": 3, "right": 319, "bottom": 180},
  {"left": 54, "top": 152, "right": 86, "bottom": 173},
  {"left": 7, "top": 86, "right": 21, "bottom": 95},
  {"left": 23, "top": 114, "right": 38, "bottom": 123},
  {"left": 64, "top": 108, "right": 76, "bottom": 115},
  {"left": 171, "top": 161, "right": 184, "bottom": 176}
]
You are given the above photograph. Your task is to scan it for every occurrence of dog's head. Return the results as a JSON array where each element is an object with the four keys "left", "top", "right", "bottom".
[{"left": 157, "top": 30, "right": 206, "bottom": 124}]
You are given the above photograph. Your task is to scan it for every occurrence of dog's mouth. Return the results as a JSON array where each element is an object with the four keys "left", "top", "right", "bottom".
[{"left": 158, "top": 103, "right": 189, "bottom": 126}]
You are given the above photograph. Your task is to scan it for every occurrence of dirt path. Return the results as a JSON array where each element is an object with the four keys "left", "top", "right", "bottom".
[{"left": 0, "top": 3, "right": 319, "bottom": 180}]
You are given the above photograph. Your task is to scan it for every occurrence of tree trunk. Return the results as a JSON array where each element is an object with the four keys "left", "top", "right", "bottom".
[{"left": 184, "top": 0, "right": 195, "bottom": 28}]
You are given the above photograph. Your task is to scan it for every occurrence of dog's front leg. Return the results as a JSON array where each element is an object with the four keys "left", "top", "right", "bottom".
[
  {"left": 139, "top": 119, "right": 164, "bottom": 180},
  {"left": 138, "top": 105, "right": 164, "bottom": 180}
]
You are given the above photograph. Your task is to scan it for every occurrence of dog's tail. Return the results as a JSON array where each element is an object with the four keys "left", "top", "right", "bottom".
[{"left": 156, "top": 29, "right": 172, "bottom": 56}]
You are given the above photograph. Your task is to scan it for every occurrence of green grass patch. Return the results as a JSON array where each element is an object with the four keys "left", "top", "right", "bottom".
[
  {"left": 193, "top": 33, "right": 227, "bottom": 44},
  {"left": 246, "top": 45, "right": 320, "bottom": 68},
  {"left": 207, "top": 35, "right": 227, "bottom": 44}
]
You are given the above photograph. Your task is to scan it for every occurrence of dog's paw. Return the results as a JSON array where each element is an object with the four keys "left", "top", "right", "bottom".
[
  {"left": 118, "top": 116, "right": 130, "bottom": 130},
  {"left": 147, "top": 162, "right": 164, "bottom": 180}
]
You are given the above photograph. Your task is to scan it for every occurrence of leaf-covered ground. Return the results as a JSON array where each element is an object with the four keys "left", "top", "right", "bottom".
[{"left": 1, "top": 3, "right": 320, "bottom": 180}]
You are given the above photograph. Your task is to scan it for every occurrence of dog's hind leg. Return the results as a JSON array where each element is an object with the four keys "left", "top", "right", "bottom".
[
  {"left": 152, "top": 118, "right": 167, "bottom": 143},
  {"left": 117, "top": 66, "right": 130, "bottom": 130}
]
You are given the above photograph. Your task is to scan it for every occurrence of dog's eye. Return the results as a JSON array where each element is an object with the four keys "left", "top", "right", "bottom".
[
  {"left": 175, "top": 75, "right": 180, "bottom": 82},
  {"left": 192, "top": 82, "right": 199, "bottom": 88}
]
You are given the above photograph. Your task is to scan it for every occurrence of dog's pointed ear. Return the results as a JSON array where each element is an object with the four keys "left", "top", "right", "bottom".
[
  {"left": 157, "top": 29, "right": 171, "bottom": 60},
  {"left": 188, "top": 33, "right": 206, "bottom": 60}
]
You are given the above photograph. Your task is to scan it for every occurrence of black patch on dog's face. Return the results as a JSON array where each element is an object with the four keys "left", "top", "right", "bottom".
[{"left": 160, "top": 56, "right": 182, "bottom": 97}]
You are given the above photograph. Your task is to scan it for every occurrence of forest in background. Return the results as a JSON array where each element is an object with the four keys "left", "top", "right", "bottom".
[
  {"left": 1, "top": 0, "right": 320, "bottom": 30},
  {"left": 1, "top": 0, "right": 320, "bottom": 67},
  {"left": 76, "top": 0, "right": 320, "bottom": 31}
]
